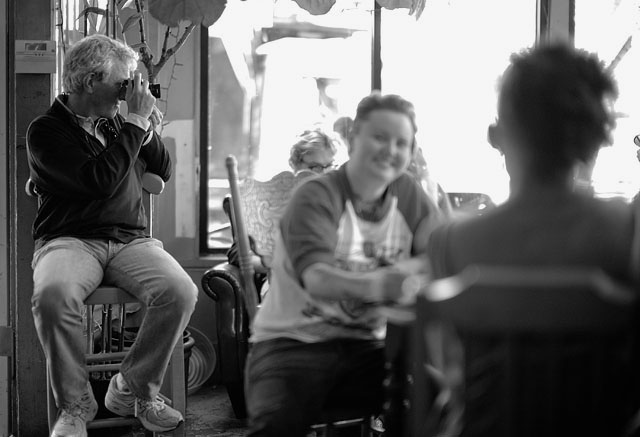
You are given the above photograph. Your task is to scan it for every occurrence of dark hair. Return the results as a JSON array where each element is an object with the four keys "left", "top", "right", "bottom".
[
  {"left": 351, "top": 92, "right": 418, "bottom": 150},
  {"left": 497, "top": 44, "right": 618, "bottom": 177}
]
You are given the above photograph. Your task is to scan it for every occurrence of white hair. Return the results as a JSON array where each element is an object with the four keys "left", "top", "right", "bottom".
[{"left": 63, "top": 34, "right": 138, "bottom": 94}]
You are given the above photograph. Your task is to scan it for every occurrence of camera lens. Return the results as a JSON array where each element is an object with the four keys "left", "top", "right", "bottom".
[
  {"left": 118, "top": 80, "right": 128, "bottom": 101},
  {"left": 118, "top": 80, "right": 161, "bottom": 101},
  {"left": 149, "top": 83, "right": 161, "bottom": 98}
]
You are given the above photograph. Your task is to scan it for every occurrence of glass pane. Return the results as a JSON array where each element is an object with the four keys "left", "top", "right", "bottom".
[
  {"left": 575, "top": 0, "right": 640, "bottom": 201},
  {"left": 206, "top": 0, "right": 373, "bottom": 250},
  {"left": 381, "top": 0, "right": 537, "bottom": 205},
  {"left": 55, "top": 0, "right": 116, "bottom": 96}
]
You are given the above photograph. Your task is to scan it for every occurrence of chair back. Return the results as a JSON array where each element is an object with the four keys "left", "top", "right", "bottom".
[
  {"left": 231, "top": 168, "right": 315, "bottom": 268},
  {"left": 409, "top": 265, "right": 639, "bottom": 437},
  {"left": 224, "top": 156, "right": 315, "bottom": 321}
]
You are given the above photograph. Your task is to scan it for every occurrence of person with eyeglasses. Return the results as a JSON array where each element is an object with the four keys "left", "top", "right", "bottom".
[
  {"left": 288, "top": 128, "right": 339, "bottom": 174},
  {"left": 26, "top": 34, "right": 197, "bottom": 437}
]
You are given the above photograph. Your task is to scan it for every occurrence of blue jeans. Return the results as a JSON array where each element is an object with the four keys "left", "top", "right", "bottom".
[
  {"left": 245, "top": 337, "right": 385, "bottom": 437},
  {"left": 31, "top": 236, "right": 198, "bottom": 409}
]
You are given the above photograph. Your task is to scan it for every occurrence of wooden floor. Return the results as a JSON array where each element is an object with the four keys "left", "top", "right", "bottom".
[{"left": 89, "top": 383, "right": 248, "bottom": 437}]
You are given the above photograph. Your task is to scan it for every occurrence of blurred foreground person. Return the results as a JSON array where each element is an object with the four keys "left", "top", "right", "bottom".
[
  {"left": 426, "top": 43, "right": 640, "bottom": 436},
  {"left": 429, "top": 43, "right": 632, "bottom": 280},
  {"left": 245, "top": 92, "right": 443, "bottom": 436}
]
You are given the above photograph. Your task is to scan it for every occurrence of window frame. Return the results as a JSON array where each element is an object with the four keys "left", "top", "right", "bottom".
[{"left": 198, "top": 2, "right": 381, "bottom": 255}]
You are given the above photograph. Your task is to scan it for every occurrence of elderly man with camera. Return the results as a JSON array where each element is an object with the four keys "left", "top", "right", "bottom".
[{"left": 26, "top": 34, "right": 198, "bottom": 437}]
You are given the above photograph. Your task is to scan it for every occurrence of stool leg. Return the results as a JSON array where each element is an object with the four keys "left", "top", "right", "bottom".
[
  {"left": 100, "top": 305, "right": 108, "bottom": 354},
  {"left": 47, "top": 364, "right": 58, "bottom": 432},
  {"left": 118, "top": 303, "right": 126, "bottom": 352},
  {"left": 106, "top": 305, "right": 113, "bottom": 352},
  {"left": 87, "top": 304, "right": 95, "bottom": 353}
]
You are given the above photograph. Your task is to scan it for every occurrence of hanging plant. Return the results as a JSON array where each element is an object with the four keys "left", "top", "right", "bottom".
[
  {"left": 72, "top": 0, "right": 227, "bottom": 84},
  {"left": 292, "top": 0, "right": 337, "bottom": 15},
  {"left": 291, "top": 0, "right": 425, "bottom": 19},
  {"left": 376, "top": 0, "right": 425, "bottom": 18}
]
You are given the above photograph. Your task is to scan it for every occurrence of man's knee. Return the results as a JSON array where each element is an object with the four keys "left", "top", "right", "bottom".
[
  {"left": 163, "top": 275, "right": 198, "bottom": 313},
  {"left": 32, "top": 281, "right": 84, "bottom": 321}
]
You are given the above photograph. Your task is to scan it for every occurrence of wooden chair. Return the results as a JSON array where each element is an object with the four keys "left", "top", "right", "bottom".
[
  {"left": 232, "top": 166, "right": 315, "bottom": 270},
  {"left": 407, "top": 265, "right": 640, "bottom": 437},
  {"left": 27, "top": 174, "right": 187, "bottom": 436},
  {"left": 201, "top": 158, "right": 315, "bottom": 418}
]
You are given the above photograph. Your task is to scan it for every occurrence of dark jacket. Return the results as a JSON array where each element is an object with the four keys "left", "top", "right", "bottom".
[{"left": 26, "top": 94, "right": 172, "bottom": 245}]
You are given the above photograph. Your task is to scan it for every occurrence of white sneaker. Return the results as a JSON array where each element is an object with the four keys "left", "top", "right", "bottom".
[
  {"left": 104, "top": 373, "right": 183, "bottom": 432},
  {"left": 51, "top": 383, "right": 98, "bottom": 437}
]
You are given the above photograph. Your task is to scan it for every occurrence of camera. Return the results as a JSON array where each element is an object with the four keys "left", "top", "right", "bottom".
[{"left": 118, "top": 80, "right": 161, "bottom": 101}]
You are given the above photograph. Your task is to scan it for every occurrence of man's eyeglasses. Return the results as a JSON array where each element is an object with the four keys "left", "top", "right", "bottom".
[
  {"left": 306, "top": 162, "right": 336, "bottom": 173},
  {"left": 118, "top": 80, "right": 161, "bottom": 101}
]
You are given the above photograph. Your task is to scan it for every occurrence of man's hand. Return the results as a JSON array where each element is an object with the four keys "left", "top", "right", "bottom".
[
  {"left": 148, "top": 105, "right": 163, "bottom": 131},
  {"left": 125, "top": 71, "right": 155, "bottom": 120}
]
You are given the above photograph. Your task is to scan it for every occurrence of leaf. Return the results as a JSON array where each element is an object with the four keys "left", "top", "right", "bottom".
[
  {"left": 292, "top": 0, "right": 336, "bottom": 15},
  {"left": 122, "top": 12, "right": 144, "bottom": 33},
  {"left": 148, "top": 0, "right": 227, "bottom": 27},
  {"left": 77, "top": 6, "right": 106, "bottom": 20}
]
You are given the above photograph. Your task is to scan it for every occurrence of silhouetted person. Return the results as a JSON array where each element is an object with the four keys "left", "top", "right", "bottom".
[{"left": 426, "top": 43, "right": 640, "bottom": 437}]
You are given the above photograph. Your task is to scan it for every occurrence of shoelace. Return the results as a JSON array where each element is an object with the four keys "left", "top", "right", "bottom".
[
  {"left": 134, "top": 396, "right": 166, "bottom": 417},
  {"left": 60, "top": 405, "right": 87, "bottom": 424},
  {"left": 59, "top": 385, "right": 97, "bottom": 427}
]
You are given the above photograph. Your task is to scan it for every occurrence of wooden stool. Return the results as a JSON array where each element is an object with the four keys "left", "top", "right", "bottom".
[{"left": 46, "top": 285, "right": 186, "bottom": 436}]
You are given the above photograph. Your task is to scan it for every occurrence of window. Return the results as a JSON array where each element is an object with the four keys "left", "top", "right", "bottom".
[
  {"left": 54, "top": 0, "right": 119, "bottom": 95},
  {"left": 202, "top": 0, "right": 540, "bottom": 252},
  {"left": 203, "top": 0, "right": 374, "bottom": 251},
  {"left": 380, "top": 0, "right": 537, "bottom": 204},
  {"left": 574, "top": 0, "right": 640, "bottom": 200}
]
